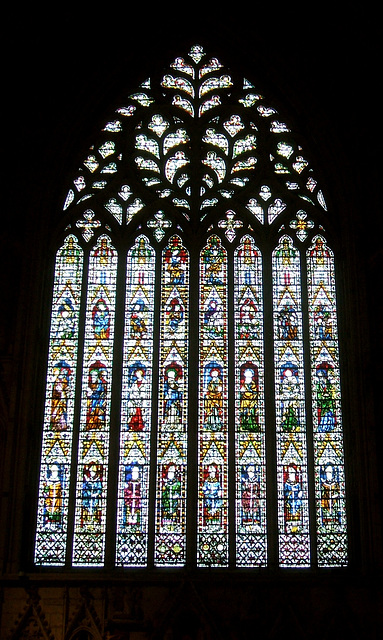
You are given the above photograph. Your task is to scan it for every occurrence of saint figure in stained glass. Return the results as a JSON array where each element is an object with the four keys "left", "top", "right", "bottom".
[
  {"left": 316, "top": 364, "right": 337, "bottom": 432},
  {"left": 160, "top": 464, "right": 182, "bottom": 528},
  {"left": 163, "top": 365, "right": 183, "bottom": 430},
  {"left": 86, "top": 362, "right": 107, "bottom": 430},
  {"left": 92, "top": 298, "right": 110, "bottom": 340},
  {"left": 164, "top": 237, "right": 187, "bottom": 284},
  {"left": 130, "top": 299, "right": 148, "bottom": 340},
  {"left": 166, "top": 297, "right": 184, "bottom": 333},
  {"left": 43, "top": 463, "right": 64, "bottom": 527},
  {"left": 81, "top": 463, "right": 103, "bottom": 528},
  {"left": 126, "top": 364, "right": 147, "bottom": 432},
  {"left": 283, "top": 464, "right": 303, "bottom": 532},
  {"left": 239, "top": 298, "right": 260, "bottom": 339},
  {"left": 56, "top": 299, "right": 76, "bottom": 340},
  {"left": 123, "top": 464, "right": 142, "bottom": 526},
  {"left": 240, "top": 465, "right": 261, "bottom": 530},
  {"left": 280, "top": 365, "right": 301, "bottom": 433},
  {"left": 239, "top": 365, "right": 259, "bottom": 432},
  {"left": 204, "top": 365, "right": 224, "bottom": 431},
  {"left": 319, "top": 464, "right": 341, "bottom": 529},
  {"left": 50, "top": 362, "right": 71, "bottom": 431},
  {"left": 203, "top": 463, "right": 223, "bottom": 526}
]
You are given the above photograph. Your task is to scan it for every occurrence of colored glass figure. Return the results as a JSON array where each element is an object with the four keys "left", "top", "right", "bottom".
[
  {"left": 126, "top": 364, "right": 147, "bottom": 432},
  {"left": 313, "top": 304, "right": 333, "bottom": 341},
  {"left": 43, "top": 462, "right": 64, "bottom": 528},
  {"left": 155, "top": 236, "right": 189, "bottom": 566},
  {"left": 116, "top": 235, "right": 155, "bottom": 566},
  {"left": 49, "top": 361, "right": 71, "bottom": 431},
  {"left": 278, "top": 303, "right": 298, "bottom": 340},
  {"left": 85, "top": 361, "right": 107, "bottom": 430},
  {"left": 73, "top": 235, "right": 117, "bottom": 566},
  {"left": 163, "top": 235, "right": 188, "bottom": 284},
  {"left": 123, "top": 463, "right": 142, "bottom": 527},
  {"left": 92, "top": 298, "right": 110, "bottom": 339},
  {"left": 240, "top": 465, "right": 261, "bottom": 529},
  {"left": 204, "top": 296, "right": 224, "bottom": 339},
  {"left": 316, "top": 363, "right": 337, "bottom": 432},
  {"left": 273, "top": 235, "right": 310, "bottom": 566},
  {"left": 81, "top": 463, "right": 103, "bottom": 529},
  {"left": 203, "top": 364, "right": 224, "bottom": 430},
  {"left": 163, "top": 364, "right": 183, "bottom": 430},
  {"left": 198, "top": 235, "right": 228, "bottom": 567},
  {"left": 307, "top": 236, "right": 347, "bottom": 566},
  {"left": 239, "top": 365, "right": 259, "bottom": 432},
  {"left": 160, "top": 463, "right": 182, "bottom": 527},
  {"left": 202, "top": 463, "right": 223, "bottom": 526},
  {"left": 35, "top": 235, "right": 83, "bottom": 565},
  {"left": 130, "top": 298, "right": 148, "bottom": 340},
  {"left": 234, "top": 236, "right": 266, "bottom": 566},
  {"left": 166, "top": 297, "right": 184, "bottom": 333},
  {"left": 55, "top": 298, "right": 76, "bottom": 340},
  {"left": 319, "top": 464, "right": 341, "bottom": 529},
  {"left": 283, "top": 464, "right": 303, "bottom": 533},
  {"left": 203, "top": 236, "right": 225, "bottom": 285},
  {"left": 280, "top": 364, "right": 301, "bottom": 432},
  {"left": 238, "top": 298, "right": 260, "bottom": 340}
]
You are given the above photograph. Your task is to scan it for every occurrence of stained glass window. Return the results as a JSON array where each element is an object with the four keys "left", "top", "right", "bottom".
[{"left": 35, "top": 44, "right": 348, "bottom": 570}]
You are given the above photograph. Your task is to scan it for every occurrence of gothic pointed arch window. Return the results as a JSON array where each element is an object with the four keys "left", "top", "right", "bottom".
[{"left": 34, "top": 45, "right": 347, "bottom": 570}]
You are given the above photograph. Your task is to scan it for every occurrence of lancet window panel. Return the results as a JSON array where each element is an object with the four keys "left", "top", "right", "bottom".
[
  {"left": 234, "top": 235, "right": 267, "bottom": 567},
  {"left": 72, "top": 235, "right": 118, "bottom": 566},
  {"left": 272, "top": 235, "right": 310, "bottom": 567},
  {"left": 34, "top": 44, "right": 348, "bottom": 570},
  {"left": 198, "top": 235, "right": 229, "bottom": 567},
  {"left": 116, "top": 235, "right": 156, "bottom": 567},
  {"left": 34, "top": 235, "right": 84, "bottom": 566},
  {"left": 307, "top": 235, "right": 348, "bottom": 567},
  {"left": 155, "top": 235, "right": 189, "bottom": 566}
]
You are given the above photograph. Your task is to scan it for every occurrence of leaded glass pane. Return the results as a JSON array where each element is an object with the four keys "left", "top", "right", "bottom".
[
  {"left": 273, "top": 235, "right": 310, "bottom": 567},
  {"left": 116, "top": 235, "right": 155, "bottom": 567},
  {"left": 34, "top": 236, "right": 83, "bottom": 565},
  {"left": 72, "top": 235, "right": 118, "bottom": 566},
  {"left": 307, "top": 236, "right": 348, "bottom": 567},
  {"left": 198, "top": 235, "right": 228, "bottom": 567},
  {"left": 234, "top": 236, "right": 267, "bottom": 566},
  {"left": 154, "top": 236, "right": 189, "bottom": 566}
]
